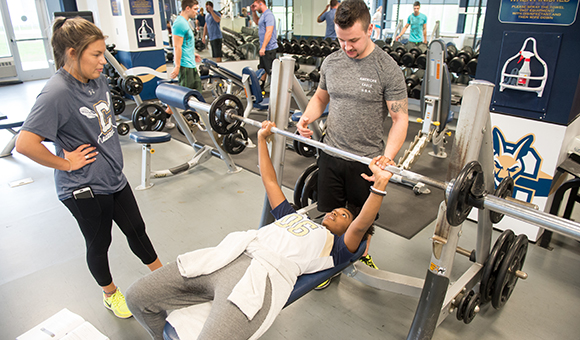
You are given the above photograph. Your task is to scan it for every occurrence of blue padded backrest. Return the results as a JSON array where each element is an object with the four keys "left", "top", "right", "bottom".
[
  {"left": 284, "top": 239, "right": 366, "bottom": 307},
  {"left": 202, "top": 58, "right": 242, "bottom": 82},
  {"left": 242, "top": 67, "right": 263, "bottom": 103}
]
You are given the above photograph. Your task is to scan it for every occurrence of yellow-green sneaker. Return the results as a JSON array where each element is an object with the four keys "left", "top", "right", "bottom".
[
  {"left": 359, "top": 254, "right": 379, "bottom": 269},
  {"left": 314, "top": 272, "right": 341, "bottom": 290},
  {"left": 103, "top": 288, "right": 132, "bottom": 319}
]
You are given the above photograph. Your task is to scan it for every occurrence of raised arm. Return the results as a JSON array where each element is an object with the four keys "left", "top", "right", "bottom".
[
  {"left": 257, "top": 121, "right": 286, "bottom": 209},
  {"left": 343, "top": 156, "right": 393, "bottom": 252},
  {"left": 317, "top": 5, "right": 330, "bottom": 23},
  {"left": 384, "top": 98, "right": 409, "bottom": 163}
]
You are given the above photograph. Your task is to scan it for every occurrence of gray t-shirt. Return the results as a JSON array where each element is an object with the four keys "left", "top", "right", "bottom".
[
  {"left": 319, "top": 44, "right": 407, "bottom": 158},
  {"left": 22, "top": 68, "right": 127, "bottom": 200}
]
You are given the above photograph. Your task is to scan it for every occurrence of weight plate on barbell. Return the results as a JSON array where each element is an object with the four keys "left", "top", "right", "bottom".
[
  {"left": 223, "top": 126, "right": 248, "bottom": 155},
  {"left": 492, "top": 233, "right": 528, "bottom": 310},
  {"left": 480, "top": 229, "right": 515, "bottom": 304},
  {"left": 446, "top": 161, "right": 485, "bottom": 226},
  {"left": 132, "top": 102, "right": 167, "bottom": 131},
  {"left": 293, "top": 163, "right": 319, "bottom": 209},
  {"left": 208, "top": 94, "right": 244, "bottom": 135},
  {"left": 490, "top": 177, "right": 515, "bottom": 224}
]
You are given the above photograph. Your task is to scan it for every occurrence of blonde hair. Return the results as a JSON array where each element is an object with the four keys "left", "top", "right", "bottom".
[{"left": 51, "top": 17, "right": 105, "bottom": 70}]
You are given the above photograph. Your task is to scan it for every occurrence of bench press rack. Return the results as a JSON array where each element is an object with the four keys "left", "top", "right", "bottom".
[{"left": 156, "top": 57, "right": 580, "bottom": 339}]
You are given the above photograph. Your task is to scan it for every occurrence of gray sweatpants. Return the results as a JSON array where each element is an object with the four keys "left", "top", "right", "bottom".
[{"left": 126, "top": 254, "right": 272, "bottom": 340}]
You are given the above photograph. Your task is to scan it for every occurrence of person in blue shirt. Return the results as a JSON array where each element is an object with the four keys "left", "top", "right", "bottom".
[
  {"left": 203, "top": 1, "right": 223, "bottom": 62},
  {"left": 317, "top": 0, "right": 339, "bottom": 39},
  {"left": 125, "top": 120, "right": 393, "bottom": 339},
  {"left": 251, "top": 0, "right": 278, "bottom": 90},
  {"left": 396, "top": 1, "right": 427, "bottom": 44}
]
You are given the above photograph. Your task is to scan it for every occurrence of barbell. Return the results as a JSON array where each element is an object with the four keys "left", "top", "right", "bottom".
[{"left": 156, "top": 86, "right": 580, "bottom": 241}]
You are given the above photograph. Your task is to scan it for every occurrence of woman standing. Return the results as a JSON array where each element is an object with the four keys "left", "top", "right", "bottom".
[{"left": 16, "top": 17, "right": 162, "bottom": 319}]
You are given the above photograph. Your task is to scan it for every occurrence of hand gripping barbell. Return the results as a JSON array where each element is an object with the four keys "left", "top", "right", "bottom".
[{"left": 156, "top": 86, "right": 580, "bottom": 241}]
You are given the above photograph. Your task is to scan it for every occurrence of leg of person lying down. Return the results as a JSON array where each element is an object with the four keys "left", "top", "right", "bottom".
[{"left": 126, "top": 255, "right": 272, "bottom": 340}]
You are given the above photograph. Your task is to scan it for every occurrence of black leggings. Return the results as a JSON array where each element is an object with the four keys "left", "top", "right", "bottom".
[{"left": 62, "top": 184, "right": 158, "bottom": 286}]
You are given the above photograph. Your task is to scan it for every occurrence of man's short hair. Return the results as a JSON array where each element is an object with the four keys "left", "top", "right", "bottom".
[
  {"left": 414, "top": 1, "right": 421, "bottom": 7},
  {"left": 206, "top": 1, "right": 214, "bottom": 7},
  {"left": 334, "top": 0, "right": 371, "bottom": 30},
  {"left": 330, "top": 0, "right": 339, "bottom": 7},
  {"left": 181, "top": 0, "right": 198, "bottom": 11},
  {"left": 254, "top": 0, "right": 266, "bottom": 4}
]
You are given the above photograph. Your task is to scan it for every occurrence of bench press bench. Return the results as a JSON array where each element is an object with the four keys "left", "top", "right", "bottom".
[
  {"left": 0, "top": 117, "right": 24, "bottom": 158},
  {"left": 162, "top": 236, "right": 367, "bottom": 340}
]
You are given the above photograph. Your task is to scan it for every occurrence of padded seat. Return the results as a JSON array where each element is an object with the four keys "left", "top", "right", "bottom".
[{"left": 129, "top": 131, "right": 171, "bottom": 190}]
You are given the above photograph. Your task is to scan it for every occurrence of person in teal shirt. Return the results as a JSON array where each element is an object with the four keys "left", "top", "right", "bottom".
[
  {"left": 395, "top": 1, "right": 427, "bottom": 44},
  {"left": 170, "top": 0, "right": 202, "bottom": 91}
]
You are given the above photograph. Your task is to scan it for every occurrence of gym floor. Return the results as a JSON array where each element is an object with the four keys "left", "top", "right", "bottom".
[{"left": 1, "top": 66, "right": 580, "bottom": 339}]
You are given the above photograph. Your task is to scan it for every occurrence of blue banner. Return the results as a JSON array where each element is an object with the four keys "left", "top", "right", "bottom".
[
  {"left": 499, "top": 0, "right": 579, "bottom": 26},
  {"left": 129, "top": 0, "right": 154, "bottom": 16},
  {"left": 110, "top": 0, "right": 122, "bottom": 16}
]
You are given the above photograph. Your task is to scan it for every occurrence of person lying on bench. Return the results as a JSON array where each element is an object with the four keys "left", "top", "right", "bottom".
[{"left": 125, "top": 121, "right": 393, "bottom": 340}]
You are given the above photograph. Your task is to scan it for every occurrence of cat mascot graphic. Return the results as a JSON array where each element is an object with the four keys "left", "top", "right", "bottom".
[{"left": 492, "top": 127, "right": 552, "bottom": 202}]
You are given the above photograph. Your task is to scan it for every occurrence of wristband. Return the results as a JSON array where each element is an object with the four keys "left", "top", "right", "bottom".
[
  {"left": 64, "top": 158, "right": 72, "bottom": 172},
  {"left": 370, "top": 185, "right": 386, "bottom": 196}
]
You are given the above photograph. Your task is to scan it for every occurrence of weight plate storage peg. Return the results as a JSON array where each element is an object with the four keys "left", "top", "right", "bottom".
[
  {"left": 208, "top": 94, "right": 244, "bottom": 134},
  {"left": 117, "top": 122, "right": 130, "bottom": 136},
  {"left": 122, "top": 75, "right": 144, "bottom": 96},
  {"left": 300, "top": 168, "right": 319, "bottom": 208},
  {"left": 492, "top": 233, "right": 529, "bottom": 309},
  {"left": 455, "top": 290, "right": 473, "bottom": 321},
  {"left": 463, "top": 292, "right": 481, "bottom": 324},
  {"left": 112, "top": 95, "right": 126, "bottom": 115},
  {"left": 177, "top": 110, "right": 201, "bottom": 135},
  {"left": 480, "top": 229, "right": 515, "bottom": 304},
  {"left": 132, "top": 102, "right": 167, "bottom": 131},
  {"left": 222, "top": 126, "right": 248, "bottom": 155},
  {"left": 490, "top": 177, "right": 515, "bottom": 224},
  {"left": 293, "top": 164, "right": 319, "bottom": 209}
]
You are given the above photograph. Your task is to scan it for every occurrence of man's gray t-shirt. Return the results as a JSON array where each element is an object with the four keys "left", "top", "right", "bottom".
[
  {"left": 319, "top": 44, "right": 407, "bottom": 158},
  {"left": 22, "top": 69, "right": 127, "bottom": 200}
]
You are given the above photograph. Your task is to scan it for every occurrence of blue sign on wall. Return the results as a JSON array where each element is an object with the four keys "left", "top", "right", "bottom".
[
  {"left": 499, "top": 0, "right": 579, "bottom": 26},
  {"left": 130, "top": 0, "right": 154, "bottom": 16},
  {"left": 110, "top": 0, "right": 122, "bottom": 16}
]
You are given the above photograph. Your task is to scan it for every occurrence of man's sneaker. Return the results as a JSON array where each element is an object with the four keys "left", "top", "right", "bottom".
[
  {"left": 359, "top": 254, "right": 379, "bottom": 269},
  {"left": 103, "top": 289, "right": 132, "bottom": 319},
  {"left": 314, "top": 272, "right": 341, "bottom": 290}
]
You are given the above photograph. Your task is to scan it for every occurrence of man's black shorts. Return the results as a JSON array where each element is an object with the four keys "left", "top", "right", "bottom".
[
  {"left": 210, "top": 39, "right": 223, "bottom": 58},
  {"left": 259, "top": 49, "right": 277, "bottom": 75}
]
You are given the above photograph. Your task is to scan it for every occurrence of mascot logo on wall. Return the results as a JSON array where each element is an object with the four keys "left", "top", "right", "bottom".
[{"left": 492, "top": 127, "right": 552, "bottom": 202}]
